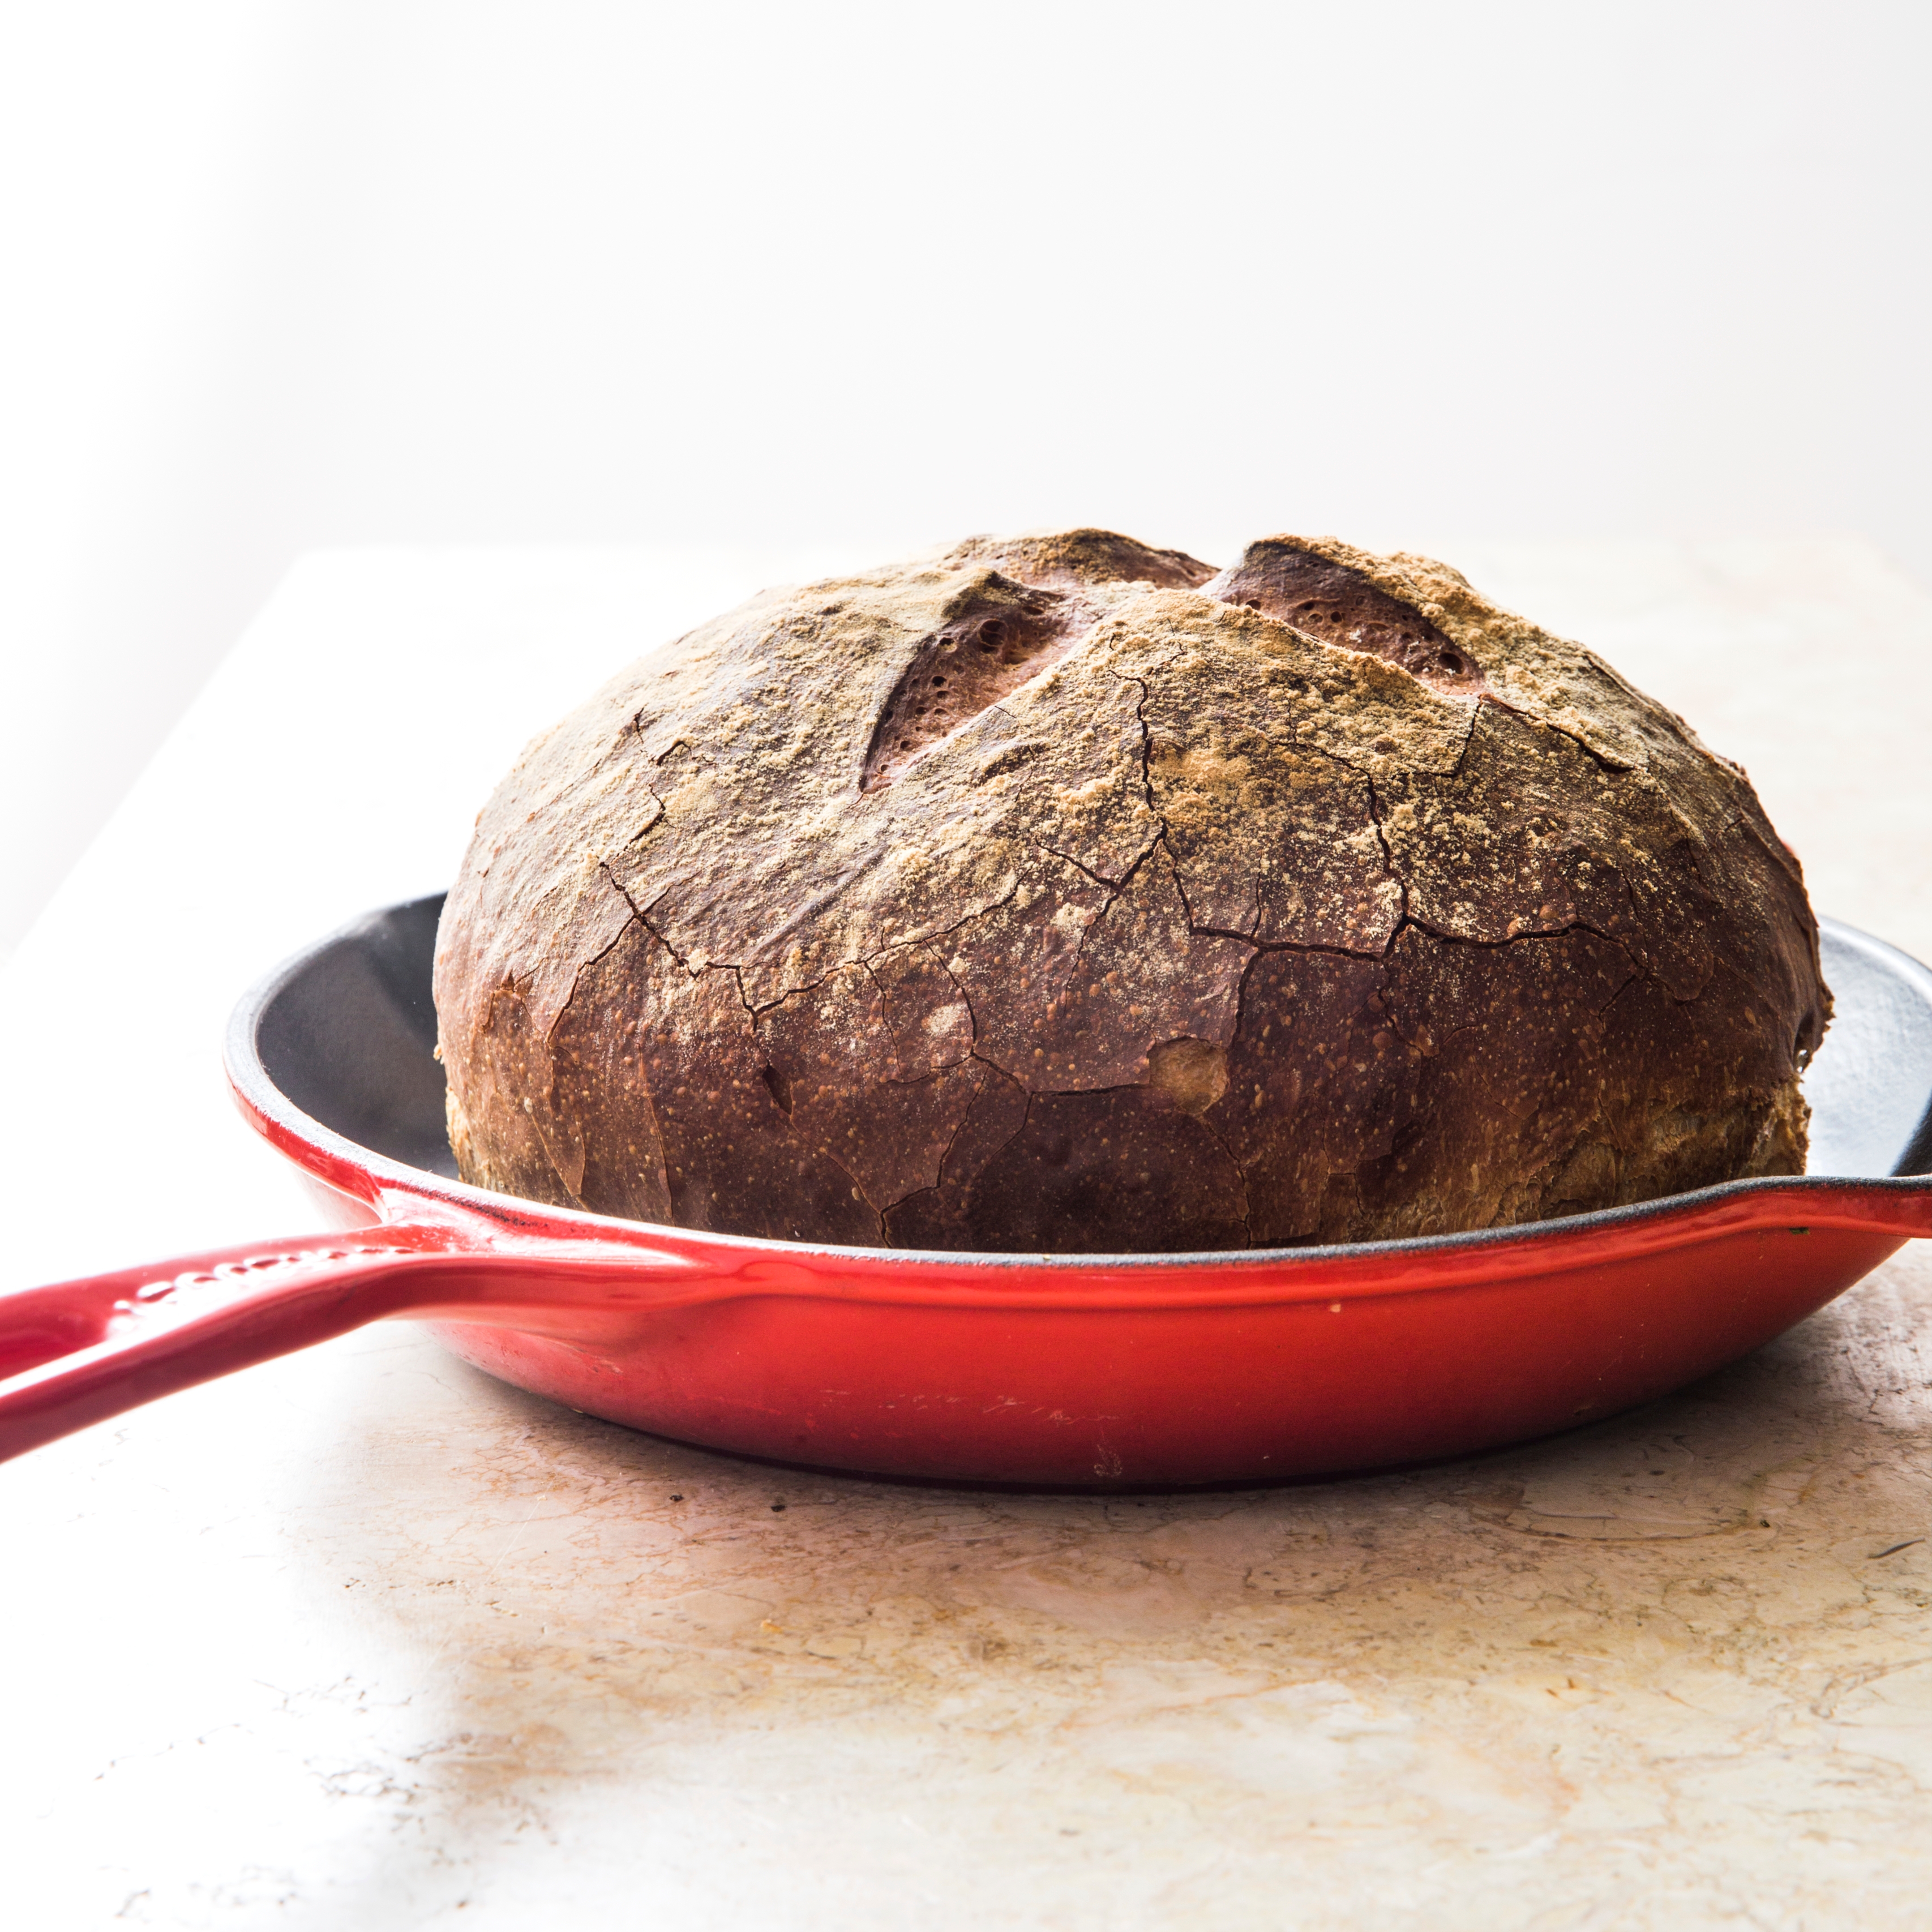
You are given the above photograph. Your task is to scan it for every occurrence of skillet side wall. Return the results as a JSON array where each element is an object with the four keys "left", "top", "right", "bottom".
[{"left": 422, "top": 1225, "right": 1897, "bottom": 1487}]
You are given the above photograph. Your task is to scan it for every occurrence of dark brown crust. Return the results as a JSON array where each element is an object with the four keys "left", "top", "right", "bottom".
[{"left": 435, "top": 530, "right": 1830, "bottom": 1252}]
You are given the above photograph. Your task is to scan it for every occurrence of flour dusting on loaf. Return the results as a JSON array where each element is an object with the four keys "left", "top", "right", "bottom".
[{"left": 434, "top": 530, "right": 1829, "bottom": 1252}]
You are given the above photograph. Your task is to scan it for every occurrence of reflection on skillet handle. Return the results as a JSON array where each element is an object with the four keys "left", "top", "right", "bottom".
[{"left": 0, "top": 1216, "right": 697, "bottom": 1466}]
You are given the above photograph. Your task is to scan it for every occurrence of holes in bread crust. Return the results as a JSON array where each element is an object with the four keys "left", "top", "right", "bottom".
[
  {"left": 1202, "top": 542, "right": 1485, "bottom": 696},
  {"left": 862, "top": 577, "right": 1088, "bottom": 791}
]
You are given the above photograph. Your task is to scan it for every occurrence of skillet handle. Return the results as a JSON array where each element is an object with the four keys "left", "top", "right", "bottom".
[{"left": 0, "top": 1218, "right": 687, "bottom": 1465}]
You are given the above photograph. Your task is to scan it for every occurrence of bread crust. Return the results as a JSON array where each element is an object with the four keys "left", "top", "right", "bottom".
[{"left": 434, "top": 530, "right": 1829, "bottom": 1251}]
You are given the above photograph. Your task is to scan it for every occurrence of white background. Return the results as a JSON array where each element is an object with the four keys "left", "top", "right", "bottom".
[{"left": 3, "top": 0, "right": 1928, "bottom": 957}]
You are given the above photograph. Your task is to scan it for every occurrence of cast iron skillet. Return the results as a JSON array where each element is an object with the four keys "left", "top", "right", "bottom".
[{"left": 3, "top": 899, "right": 1930, "bottom": 1485}]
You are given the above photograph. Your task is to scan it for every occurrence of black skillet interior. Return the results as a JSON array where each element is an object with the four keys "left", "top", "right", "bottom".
[
  {"left": 250, "top": 897, "right": 1932, "bottom": 1203},
  {"left": 254, "top": 894, "right": 457, "bottom": 1178}
]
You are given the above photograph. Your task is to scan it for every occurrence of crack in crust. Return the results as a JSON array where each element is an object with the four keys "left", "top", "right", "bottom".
[{"left": 436, "top": 528, "right": 1830, "bottom": 1253}]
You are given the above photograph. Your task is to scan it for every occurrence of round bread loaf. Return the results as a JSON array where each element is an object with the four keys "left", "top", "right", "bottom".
[{"left": 434, "top": 530, "right": 1829, "bottom": 1252}]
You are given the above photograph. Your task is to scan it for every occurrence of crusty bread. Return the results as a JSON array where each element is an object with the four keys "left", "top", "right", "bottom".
[{"left": 434, "top": 530, "right": 1828, "bottom": 1251}]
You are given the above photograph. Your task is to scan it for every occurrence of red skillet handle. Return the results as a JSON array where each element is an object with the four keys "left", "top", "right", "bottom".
[{"left": 0, "top": 1218, "right": 696, "bottom": 1465}]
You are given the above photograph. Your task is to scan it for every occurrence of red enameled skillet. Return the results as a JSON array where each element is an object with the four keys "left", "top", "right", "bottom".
[{"left": 4, "top": 898, "right": 1931, "bottom": 1486}]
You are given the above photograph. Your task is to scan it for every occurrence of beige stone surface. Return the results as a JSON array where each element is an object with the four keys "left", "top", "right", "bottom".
[
  {"left": 10, "top": 1257, "right": 1932, "bottom": 1929},
  {"left": 3, "top": 539, "right": 1931, "bottom": 1927}
]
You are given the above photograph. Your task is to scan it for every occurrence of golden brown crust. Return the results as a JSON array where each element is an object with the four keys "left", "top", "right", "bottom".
[{"left": 435, "top": 530, "right": 1829, "bottom": 1250}]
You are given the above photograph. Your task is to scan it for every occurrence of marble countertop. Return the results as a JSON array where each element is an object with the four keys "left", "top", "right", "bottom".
[{"left": 5, "top": 538, "right": 1932, "bottom": 1929}]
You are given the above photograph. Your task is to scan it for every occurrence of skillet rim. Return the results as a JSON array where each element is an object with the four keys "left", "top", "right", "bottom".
[{"left": 224, "top": 896, "right": 1932, "bottom": 1278}]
